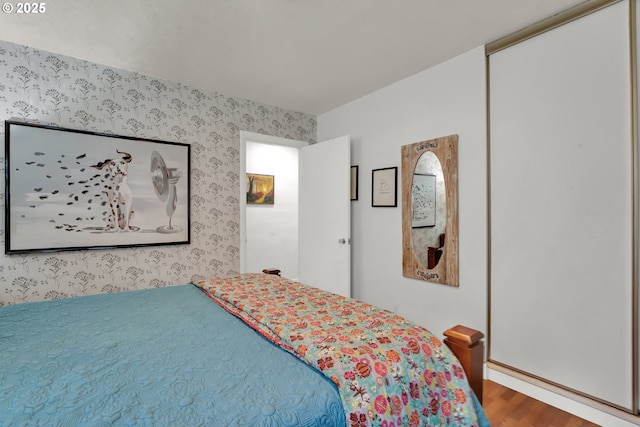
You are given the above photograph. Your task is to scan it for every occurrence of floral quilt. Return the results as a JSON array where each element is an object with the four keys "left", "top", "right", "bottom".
[{"left": 195, "top": 273, "right": 484, "bottom": 427}]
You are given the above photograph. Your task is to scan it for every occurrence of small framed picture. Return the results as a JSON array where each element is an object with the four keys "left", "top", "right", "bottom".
[
  {"left": 351, "top": 165, "right": 359, "bottom": 201},
  {"left": 246, "top": 173, "right": 275, "bottom": 205},
  {"left": 371, "top": 167, "right": 397, "bottom": 207}
]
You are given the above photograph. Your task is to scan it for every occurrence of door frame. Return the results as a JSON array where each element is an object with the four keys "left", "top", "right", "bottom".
[{"left": 239, "top": 131, "right": 307, "bottom": 273}]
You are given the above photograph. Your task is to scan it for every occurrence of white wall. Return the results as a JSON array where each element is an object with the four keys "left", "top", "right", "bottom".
[
  {"left": 245, "top": 141, "right": 299, "bottom": 279},
  {"left": 317, "top": 46, "right": 487, "bottom": 338},
  {"left": 319, "top": 10, "right": 637, "bottom": 424}
]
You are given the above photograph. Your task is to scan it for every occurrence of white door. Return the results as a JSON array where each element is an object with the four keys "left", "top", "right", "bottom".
[{"left": 299, "top": 136, "right": 351, "bottom": 297}]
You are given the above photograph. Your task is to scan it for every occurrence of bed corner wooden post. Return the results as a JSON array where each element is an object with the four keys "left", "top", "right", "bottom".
[{"left": 443, "top": 325, "right": 485, "bottom": 404}]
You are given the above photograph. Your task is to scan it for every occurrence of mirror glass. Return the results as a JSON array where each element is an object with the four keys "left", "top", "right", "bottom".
[
  {"left": 411, "top": 151, "right": 446, "bottom": 270},
  {"left": 401, "top": 134, "right": 458, "bottom": 286}
]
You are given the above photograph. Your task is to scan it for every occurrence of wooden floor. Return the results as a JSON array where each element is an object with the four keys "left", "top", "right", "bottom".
[{"left": 482, "top": 380, "right": 600, "bottom": 427}]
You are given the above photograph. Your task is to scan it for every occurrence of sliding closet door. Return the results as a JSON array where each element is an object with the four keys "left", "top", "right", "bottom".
[{"left": 489, "top": 0, "right": 633, "bottom": 410}]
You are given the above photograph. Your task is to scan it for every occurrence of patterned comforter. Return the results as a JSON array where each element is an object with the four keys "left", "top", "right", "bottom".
[{"left": 195, "top": 273, "right": 489, "bottom": 427}]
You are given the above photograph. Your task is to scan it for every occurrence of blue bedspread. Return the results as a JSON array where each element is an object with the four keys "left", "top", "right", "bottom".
[{"left": 0, "top": 285, "right": 345, "bottom": 426}]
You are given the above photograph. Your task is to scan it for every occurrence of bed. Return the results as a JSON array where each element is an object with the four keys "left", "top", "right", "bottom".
[{"left": 0, "top": 273, "right": 490, "bottom": 426}]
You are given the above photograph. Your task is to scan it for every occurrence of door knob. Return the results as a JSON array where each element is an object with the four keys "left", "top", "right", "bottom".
[{"left": 338, "top": 238, "right": 346, "bottom": 244}]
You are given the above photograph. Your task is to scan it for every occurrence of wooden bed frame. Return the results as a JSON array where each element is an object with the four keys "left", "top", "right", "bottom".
[
  {"left": 260, "top": 270, "right": 485, "bottom": 404},
  {"left": 444, "top": 324, "right": 485, "bottom": 403}
]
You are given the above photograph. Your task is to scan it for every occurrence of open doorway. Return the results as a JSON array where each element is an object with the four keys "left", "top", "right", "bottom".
[
  {"left": 240, "top": 131, "right": 351, "bottom": 297},
  {"left": 240, "top": 131, "right": 307, "bottom": 279}
]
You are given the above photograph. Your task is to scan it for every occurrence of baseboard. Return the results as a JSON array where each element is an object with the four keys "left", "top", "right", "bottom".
[{"left": 486, "top": 363, "right": 640, "bottom": 427}]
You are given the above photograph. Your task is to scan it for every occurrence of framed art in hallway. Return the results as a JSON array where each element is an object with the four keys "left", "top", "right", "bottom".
[{"left": 246, "top": 173, "right": 274, "bottom": 205}]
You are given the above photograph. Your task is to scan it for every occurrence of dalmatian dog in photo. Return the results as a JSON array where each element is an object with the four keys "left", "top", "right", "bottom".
[{"left": 91, "top": 149, "right": 139, "bottom": 232}]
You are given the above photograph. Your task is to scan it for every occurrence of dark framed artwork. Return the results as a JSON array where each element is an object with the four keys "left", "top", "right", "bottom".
[
  {"left": 246, "top": 173, "right": 274, "bottom": 205},
  {"left": 371, "top": 166, "right": 397, "bottom": 207},
  {"left": 4, "top": 120, "right": 191, "bottom": 254},
  {"left": 350, "top": 165, "right": 359, "bottom": 201}
]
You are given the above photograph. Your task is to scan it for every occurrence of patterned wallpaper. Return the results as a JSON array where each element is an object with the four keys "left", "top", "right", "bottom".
[{"left": 0, "top": 40, "right": 316, "bottom": 306}]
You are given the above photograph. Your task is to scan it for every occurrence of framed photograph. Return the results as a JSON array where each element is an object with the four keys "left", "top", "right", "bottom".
[
  {"left": 371, "top": 166, "right": 397, "bottom": 207},
  {"left": 411, "top": 173, "right": 436, "bottom": 227},
  {"left": 350, "top": 165, "right": 359, "bottom": 201},
  {"left": 246, "top": 173, "right": 274, "bottom": 205},
  {"left": 5, "top": 120, "right": 191, "bottom": 254}
]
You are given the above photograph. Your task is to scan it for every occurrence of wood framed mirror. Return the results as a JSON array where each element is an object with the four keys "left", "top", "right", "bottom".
[{"left": 401, "top": 134, "right": 458, "bottom": 286}]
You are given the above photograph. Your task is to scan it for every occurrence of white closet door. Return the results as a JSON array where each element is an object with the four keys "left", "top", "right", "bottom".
[{"left": 489, "top": 1, "right": 633, "bottom": 410}]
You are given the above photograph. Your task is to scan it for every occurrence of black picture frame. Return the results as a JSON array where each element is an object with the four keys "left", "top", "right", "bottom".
[
  {"left": 371, "top": 166, "right": 397, "bottom": 207},
  {"left": 4, "top": 120, "right": 191, "bottom": 254},
  {"left": 351, "top": 165, "right": 359, "bottom": 201}
]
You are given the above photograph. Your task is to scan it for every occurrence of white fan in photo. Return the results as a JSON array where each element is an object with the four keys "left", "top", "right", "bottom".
[{"left": 150, "top": 150, "right": 183, "bottom": 234}]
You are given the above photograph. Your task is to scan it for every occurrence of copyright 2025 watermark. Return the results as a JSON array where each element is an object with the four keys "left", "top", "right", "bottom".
[{"left": 2, "top": 3, "right": 46, "bottom": 13}]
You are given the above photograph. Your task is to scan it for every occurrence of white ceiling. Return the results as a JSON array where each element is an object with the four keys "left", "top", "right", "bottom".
[{"left": 0, "top": 0, "right": 587, "bottom": 115}]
